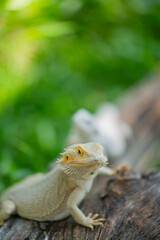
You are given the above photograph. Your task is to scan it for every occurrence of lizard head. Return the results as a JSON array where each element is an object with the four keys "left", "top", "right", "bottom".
[{"left": 57, "top": 142, "right": 108, "bottom": 179}]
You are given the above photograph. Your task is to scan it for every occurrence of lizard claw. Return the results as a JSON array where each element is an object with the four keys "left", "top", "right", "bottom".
[{"left": 85, "top": 213, "right": 105, "bottom": 230}]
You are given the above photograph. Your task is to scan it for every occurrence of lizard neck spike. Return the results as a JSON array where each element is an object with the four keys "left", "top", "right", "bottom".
[{"left": 63, "top": 166, "right": 76, "bottom": 175}]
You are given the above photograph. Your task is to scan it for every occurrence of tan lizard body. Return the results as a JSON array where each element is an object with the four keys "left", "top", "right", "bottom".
[{"left": 0, "top": 142, "right": 114, "bottom": 230}]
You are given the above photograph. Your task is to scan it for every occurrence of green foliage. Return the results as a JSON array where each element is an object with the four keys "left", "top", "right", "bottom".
[{"left": 0, "top": 0, "right": 160, "bottom": 192}]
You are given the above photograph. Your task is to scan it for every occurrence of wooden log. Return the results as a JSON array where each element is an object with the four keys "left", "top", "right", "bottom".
[
  {"left": 1, "top": 72, "right": 160, "bottom": 239},
  {"left": 0, "top": 166, "right": 160, "bottom": 240}
]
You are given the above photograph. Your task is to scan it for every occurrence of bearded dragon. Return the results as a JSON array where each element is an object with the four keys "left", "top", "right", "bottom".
[{"left": 0, "top": 142, "right": 114, "bottom": 230}]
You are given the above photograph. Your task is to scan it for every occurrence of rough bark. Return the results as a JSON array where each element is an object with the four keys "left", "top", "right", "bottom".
[
  {"left": 0, "top": 167, "right": 160, "bottom": 240},
  {"left": 1, "top": 72, "right": 160, "bottom": 240}
]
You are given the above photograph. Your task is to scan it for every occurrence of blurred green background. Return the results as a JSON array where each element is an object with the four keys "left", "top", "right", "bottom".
[{"left": 0, "top": 0, "right": 160, "bottom": 192}]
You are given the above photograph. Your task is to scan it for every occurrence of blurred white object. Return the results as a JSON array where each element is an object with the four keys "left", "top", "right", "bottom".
[
  {"left": 95, "top": 103, "right": 132, "bottom": 158},
  {"left": 66, "top": 103, "right": 133, "bottom": 158}
]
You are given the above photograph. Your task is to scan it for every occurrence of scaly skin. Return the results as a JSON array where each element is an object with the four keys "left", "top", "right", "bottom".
[{"left": 0, "top": 142, "right": 114, "bottom": 230}]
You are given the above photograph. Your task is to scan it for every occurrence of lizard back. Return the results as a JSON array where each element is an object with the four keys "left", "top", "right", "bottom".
[{"left": 1, "top": 166, "right": 72, "bottom": 220}]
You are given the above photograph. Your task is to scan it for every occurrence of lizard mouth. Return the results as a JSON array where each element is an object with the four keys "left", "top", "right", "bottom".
[
  {"left": 64, "top": 159, "right": 90, "bottom": 167},
  {"left": 67, "top": 156, "right": 106, "bottom": 167},
  {"left": 57, "top": 154, "right": 107, "bottom": 174},
  {"left": 58, "top": 157, "right": 106, "bottom": 176},
  {"left": 59, "top": 161, "right": 98, "bottom": 175}
]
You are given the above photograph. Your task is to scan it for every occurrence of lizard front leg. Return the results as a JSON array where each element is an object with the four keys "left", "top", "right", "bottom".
[
  {"left": 98, "top": 166, "right": 114, "bottom": 176},
  {"left": 67, "top": 187, "right": 104, "bottom": 230},
  {"left": 0, "top": 200, "right": 16, "bottom": 226},
  {"left": 98, "top": 165, "right": 133, "bottom": 178}
]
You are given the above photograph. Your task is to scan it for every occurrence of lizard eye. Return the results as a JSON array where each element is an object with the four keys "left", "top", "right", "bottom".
[
  {"left": 65, "top": 155, "right": 69, "bottom": 161},
  {"left": 77, "top": 147, "right": 84, "bottom": 157}
]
